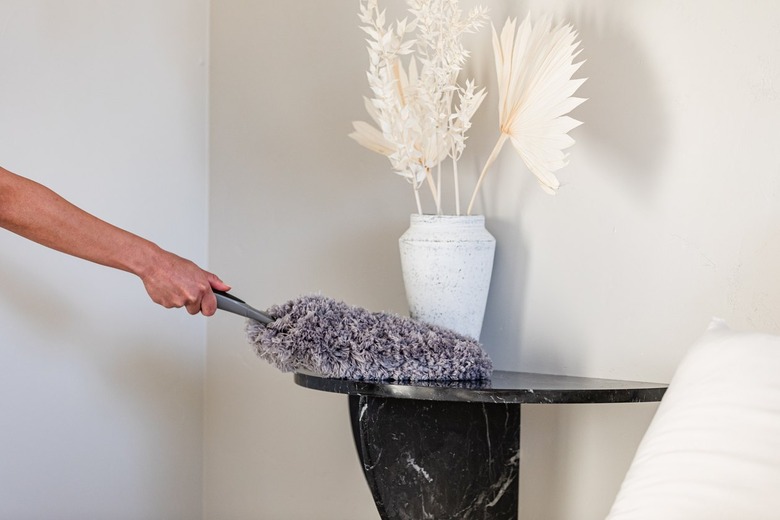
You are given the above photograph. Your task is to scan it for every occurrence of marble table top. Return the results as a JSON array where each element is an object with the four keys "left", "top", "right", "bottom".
[{"left": 294, "top": 370, "right": 667, "bottom": 404}]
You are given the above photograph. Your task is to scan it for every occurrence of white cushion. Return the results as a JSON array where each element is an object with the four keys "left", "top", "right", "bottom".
[{"left": 606, "top": 318, "right": 780, "bottom": 520}]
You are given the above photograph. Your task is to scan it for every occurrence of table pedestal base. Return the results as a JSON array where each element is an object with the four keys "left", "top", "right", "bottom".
[{"left": 349, "top": 395, "right": 521, "bottom": 520}]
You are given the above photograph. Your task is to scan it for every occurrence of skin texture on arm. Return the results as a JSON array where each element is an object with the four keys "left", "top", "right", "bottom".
[{"left": 0, "top": 166, "right": 229, "bottom": 315}]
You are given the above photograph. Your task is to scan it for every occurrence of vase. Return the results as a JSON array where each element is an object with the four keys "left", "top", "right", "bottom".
[{"left": 398, "top": 214, "right": 496, "bottom": 340}]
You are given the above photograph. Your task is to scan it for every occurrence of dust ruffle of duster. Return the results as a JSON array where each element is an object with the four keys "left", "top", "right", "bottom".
[{"left": 245, "top": 295, "right": 493, "bottom": 382}]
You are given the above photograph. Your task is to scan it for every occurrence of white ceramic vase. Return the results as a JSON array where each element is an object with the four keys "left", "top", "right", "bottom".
[{"left": 398, "top": 214, "right": 496, "bottom": 340}]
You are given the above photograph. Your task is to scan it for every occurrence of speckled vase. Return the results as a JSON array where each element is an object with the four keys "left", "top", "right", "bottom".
[{"left": 399, "top": 214, "right": 496, "bottom": 340}]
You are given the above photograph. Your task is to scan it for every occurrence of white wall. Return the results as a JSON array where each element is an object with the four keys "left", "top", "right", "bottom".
[
  {"left": 499, "top": 2, "right": 780, "bottom": 517},
  {"left": 11, "top": 1, "right": 771, "bottom": 519},
  {"left": 205, "top": 2, "right": 392, "bottom": 517},
  {"left": 0, "top": 2, "right": 208, "bottom": 519},
  {"left": 207, "top": 1, "right": 780, "bottom": 519}
]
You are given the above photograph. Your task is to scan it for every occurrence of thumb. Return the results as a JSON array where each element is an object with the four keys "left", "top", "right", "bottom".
[{"left": 207, "top": 272, "right": 231, "bottom": 292}]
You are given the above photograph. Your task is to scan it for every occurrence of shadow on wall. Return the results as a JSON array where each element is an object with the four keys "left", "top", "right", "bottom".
[
  {"left": 471, "top": 2, "right": 670, "bottom": 203},
  {"left": 479, "top": 216, "right": 529, "bottom": 369},
  {"left": 0, "top": 254, "right": 82, "bottom": 339},
  {"left": 0, "top": 253, "right": 203, "bottom": 516},
  {"left": 476, "top": 3, "right": 670, "bottom": 369},
  {"left": 0, "top": 252, "right": 202, "bottom": 413},
  {"left": 319, "top": 222, "right": 410, "bottom": 312},
  {"left": 572, "top": 5, "right": 670, "bottom": 202}
]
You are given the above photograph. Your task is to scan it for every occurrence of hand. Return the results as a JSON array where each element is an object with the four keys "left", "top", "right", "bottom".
[{"left": 139, "top": 249, "right": 230, "bottom": 316}]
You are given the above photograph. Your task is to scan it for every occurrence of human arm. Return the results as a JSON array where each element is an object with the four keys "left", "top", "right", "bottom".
[{"left": 0, "top": 166, "right": 229, "bottom": 316}]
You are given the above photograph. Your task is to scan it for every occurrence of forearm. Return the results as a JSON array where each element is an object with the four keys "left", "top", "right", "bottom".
[
  {"left": 0, "top": 166, "right": 229, "bottom": 315},
  {"left": 0, "top": 167, "right": 161, "bottom": 277}
]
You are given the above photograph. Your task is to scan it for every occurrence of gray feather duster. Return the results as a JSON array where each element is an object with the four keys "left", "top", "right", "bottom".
[{"left": 245, "top": 295, "right": 492, "bottom": 382}]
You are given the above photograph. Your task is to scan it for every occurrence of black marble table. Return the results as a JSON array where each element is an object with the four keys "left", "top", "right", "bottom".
[{"left": 295, "top": 370, "right": 667, "bottom": 520}]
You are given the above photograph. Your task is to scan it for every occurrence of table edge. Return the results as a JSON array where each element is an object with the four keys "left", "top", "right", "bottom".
[{"left": 293, "top": 370, "right": 668, "bottom": 404}]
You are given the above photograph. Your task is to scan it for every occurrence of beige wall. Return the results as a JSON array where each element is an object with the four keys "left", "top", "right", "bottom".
[
  {"left": 0, "top": 1, "right": 209, "bottom": 519},
  {"left": 5, "top": 1, "right": 776, "bottom": 519},
  {"left": 204, "top": 1, "right": 780, "bottom": 519},
  {"left": 4, "top": 0, "right": 775, "bottom": 517},
  {"left": 205, "top": 1, "right": 396, "bottom": 517}
]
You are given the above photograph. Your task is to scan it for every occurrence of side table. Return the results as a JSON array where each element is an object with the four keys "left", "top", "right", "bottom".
[{"left": 294, "top": 370, "right": 666, "bottom": 520}]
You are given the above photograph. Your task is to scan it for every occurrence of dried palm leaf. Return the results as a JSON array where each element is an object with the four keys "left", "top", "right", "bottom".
[{"left": 467, "top": 15, "right": 586, "bottom": 215}]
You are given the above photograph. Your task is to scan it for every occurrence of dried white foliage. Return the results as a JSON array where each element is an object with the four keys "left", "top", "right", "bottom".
[
  {"left": 350, "top": 3, "right": 587, "bottom": 216},
  {"left": 350, "top": 0, "right": 487, "bottom": 214}
]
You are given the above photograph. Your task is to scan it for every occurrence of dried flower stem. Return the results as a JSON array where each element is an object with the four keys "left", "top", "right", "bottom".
[
  {"left": 467, "top": 133, "right": 508, "bottom": 215},
  {"left": 453, "top": 159, "right": 461, "bottom": 215},
  {"left": 413, "top": 186, "right": 423, "bottom": 215},
  {"left": 425, "top": 168, "right": 440, "bottom": 211},
  {"left": 436, "top": 162, "right": 442, "bottom": 214}
]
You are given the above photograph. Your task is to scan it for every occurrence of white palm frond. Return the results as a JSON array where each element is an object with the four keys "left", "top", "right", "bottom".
[{"left": 468, "top": 15, "right": 586, "bottom": 214}]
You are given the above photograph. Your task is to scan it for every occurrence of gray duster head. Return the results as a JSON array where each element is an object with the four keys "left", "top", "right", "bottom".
[{"left": 245, "top": 295, "right": 492, "bottom": 382}]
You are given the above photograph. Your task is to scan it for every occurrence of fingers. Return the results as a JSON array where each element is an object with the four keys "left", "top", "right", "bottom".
[
  {"left": 200, "top": 272, "right": 229, "bottom": 316},
  {"left": 199, "top": 288, "right": 218, "bottom": 317},
  {"left": 183, "top": 272, "right": 228, "bottom": 316},
  {"left": 185, "top": 300, "right": 202, "bottom": 315},
  {"left": 182, "top": 281, "right": 220, "bottom": 316}
]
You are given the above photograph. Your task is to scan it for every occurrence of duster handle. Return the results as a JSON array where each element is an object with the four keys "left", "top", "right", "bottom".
[{"left": 215, "top": 290, "right": 274, "bottom": 325}]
